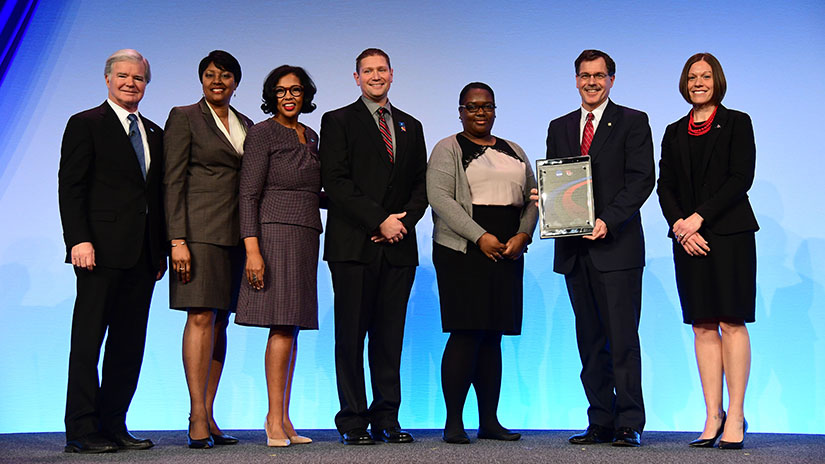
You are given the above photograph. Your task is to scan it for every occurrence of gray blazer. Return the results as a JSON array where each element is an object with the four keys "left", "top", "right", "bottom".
[
  {"left": 163, "top": 99, "right": 253, "bottom": 246},
  {"left": 426, "top": 134, "right": 538, "bottom": 253}
]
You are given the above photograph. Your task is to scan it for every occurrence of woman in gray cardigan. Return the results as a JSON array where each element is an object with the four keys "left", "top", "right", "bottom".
[{"left": 426, "top": 82, "right": 537, "bottom": 444}]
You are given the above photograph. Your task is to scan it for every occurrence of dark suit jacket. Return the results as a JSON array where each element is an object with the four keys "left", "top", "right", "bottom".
[
  {"left": 657, "top": 105, "right": 758, "bottom": 236},
  {"left": 320, "top": 99, "right": 428, "bottom": 266},
  {"left": 59, "top": 101, "right": 165, "bottom": 270},
  {"left": 163, "top": 99, "right": 253, "bottom": 245},
  {"left": 546, "top": 100, "right": 655, "bottom": 274}
]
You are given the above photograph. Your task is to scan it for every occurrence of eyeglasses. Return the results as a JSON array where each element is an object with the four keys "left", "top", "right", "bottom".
[
  {"left": 577, "top": 73, "right": 609, "bottom": 81},
  {"left": 459, "top": 103, "right": 496, "bottom": 113},
  {"left": 275, "top": 85, "right": 304, "bottom": 98}
]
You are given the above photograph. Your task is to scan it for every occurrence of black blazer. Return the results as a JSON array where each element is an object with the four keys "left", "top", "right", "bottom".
[
  {"left": 59, "top": 102, "right": 166, "bottom": 270},
  {"left": 657, "top": 105, "right": 758, "bottom": 236},
  {"left": 546, "top": 100, "right": 655, "bottom": 274},
  {"left": 319, "top": 99, "right": 428, "bottom": 266}
]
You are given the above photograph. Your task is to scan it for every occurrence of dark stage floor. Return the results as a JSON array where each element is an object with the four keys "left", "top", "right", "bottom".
[{"left": 1, "top": 429, "right": 823, "bottom": 463}]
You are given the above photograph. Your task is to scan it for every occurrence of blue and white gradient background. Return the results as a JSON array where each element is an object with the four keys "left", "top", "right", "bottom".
[{"left": 1, "top": 0, "right": 824, "bottom": 434}]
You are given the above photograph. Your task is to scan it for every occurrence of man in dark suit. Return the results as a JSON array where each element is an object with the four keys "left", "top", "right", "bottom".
[
  {"left": 545, "top": 50, "right": 654, "bottom": 447},
  {"left": 58, "top": 49, "right": 166, "bottom": 454},
  {"left": 319, "top": 48, "right": 428, "bottom": 445}
]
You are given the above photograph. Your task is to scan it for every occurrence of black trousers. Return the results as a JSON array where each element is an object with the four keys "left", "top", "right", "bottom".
[
  {"left": 564, "top": 250, "right": 645, "bottom": 432},
  {"left": 64, "top": 239, "right": 156, "bottom": 440},
  {"left": 329, "top": 250, "right": 416, "bottom": 433}
]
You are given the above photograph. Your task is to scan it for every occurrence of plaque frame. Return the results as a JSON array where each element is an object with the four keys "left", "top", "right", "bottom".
[{"left": 536, "top": 156, "right": 595, "bottom": 238}]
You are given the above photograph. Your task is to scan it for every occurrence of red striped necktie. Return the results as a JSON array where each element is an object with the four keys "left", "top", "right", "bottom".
[
  {"left": 581, "top": 112, "right": 594, "bottom": 157},
  {"left": 377, "top": 107, "right": 394, "bottom": 163}
]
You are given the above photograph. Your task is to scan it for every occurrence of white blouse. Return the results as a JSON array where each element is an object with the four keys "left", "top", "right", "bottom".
[
  {"left": 465, "top": 148, "right": 526, "bottom": 207},
  {"left": 207, "top": 103, "right": 247, "bottom": 154}
]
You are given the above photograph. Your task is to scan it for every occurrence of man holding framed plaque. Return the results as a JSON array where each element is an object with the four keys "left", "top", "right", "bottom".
[{"left": 544, "top": 50, "right": 654, "bottom": 447}]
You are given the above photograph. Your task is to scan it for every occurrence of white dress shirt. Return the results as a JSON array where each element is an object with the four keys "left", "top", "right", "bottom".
[
  {"left": 579, "top": 99, "right": 609, "bottom": 144},
  {"left": 107, "top": 99, "right": 151, "bottom": 171}
]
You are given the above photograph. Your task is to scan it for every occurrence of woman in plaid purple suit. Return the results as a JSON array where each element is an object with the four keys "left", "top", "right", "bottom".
[{"left": 236, "top": 65, "right": 321, "bottom": 447}]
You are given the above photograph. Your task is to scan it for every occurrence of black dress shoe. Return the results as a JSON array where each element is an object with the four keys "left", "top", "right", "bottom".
[
  {"left": 106, "top": 430, "right": 154, "bottom": 450},
  {"left": 477, "top": 427, "right": 521, "bottom": 441},
  {"left": 689, "top": 411, "right": 726, "bottom": 448},
  {"left": 211, "top": 433, "right": 239, "bottom": 445},
  {"left": 64, "top": 433, "right": 118, "bottom": 454},
  {"left": 187, "top": 433, "right": 214, "bottom": 449},
  {"left": 373, "top": 426, "right": 414, "bottom": 443},
  {"left": 442, "top": 429, "right": 471, "bottom": 444},
  {"left": 341, "top": 428, "right": 375, "bottom": 445},
  {"left": 568, "top": 424, "right": 613, "bottom": 445},
  {"left": 718, "top": 418, "right": 747, "bottom": 450},
  {"left": 612, "top": 427, "right": 642, "bottom": 447}
]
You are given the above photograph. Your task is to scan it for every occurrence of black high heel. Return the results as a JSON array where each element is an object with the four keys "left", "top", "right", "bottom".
[
  {"left": 187, "top": 433, "right": 214, "bottom": 449},
  {"left": 688, "top": 411, "right": 726, "bottom": 448},
  {"left": 718, "top": 418, "right": 748, "bottom": 450},
  {"left": 187, "top": 417, "right": 214, "bottom": 449}
]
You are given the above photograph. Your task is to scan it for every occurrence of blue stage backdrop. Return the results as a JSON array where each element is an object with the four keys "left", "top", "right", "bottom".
[{"left": 1, "top": 0, "right": 823, "bottom": 434}]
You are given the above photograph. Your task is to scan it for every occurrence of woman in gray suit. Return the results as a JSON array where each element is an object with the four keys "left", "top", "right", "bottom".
[
  {"left": 235, "top": 65, "right": 321, "bottom": 447},
  {"left": 163, "top": 50, "right": 252, "bottom": 449}
]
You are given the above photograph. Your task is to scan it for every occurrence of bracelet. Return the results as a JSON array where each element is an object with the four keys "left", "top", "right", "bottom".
[{"left": 171, "top": 240, "right": 186, "bottom": 247}]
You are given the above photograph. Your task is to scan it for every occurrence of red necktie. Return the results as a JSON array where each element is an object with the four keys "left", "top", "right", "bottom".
[
  {"left": 377, "top": 107, "right": 394, "bottom": 163},
  {"left": 581, "top": 112, "right": 594, "bottom": 156}
]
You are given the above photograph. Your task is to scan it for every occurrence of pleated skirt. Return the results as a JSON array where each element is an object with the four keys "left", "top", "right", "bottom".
[{"left": 235, "top": 223, "right": 320, "bottom": 329}]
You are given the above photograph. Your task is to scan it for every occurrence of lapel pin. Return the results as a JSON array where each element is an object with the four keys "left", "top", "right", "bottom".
[
  {"left": 716, "top": 124, "right": 721, "bottom": 129},
  {"left": 607, "top": 122, "right": 612, "bottom": 127},
  {"left": 399, "top": 121, "right": 407, "bottom": 132}
]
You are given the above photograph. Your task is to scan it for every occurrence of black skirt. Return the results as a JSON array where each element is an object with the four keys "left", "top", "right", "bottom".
[
  {"left": 433, "top": 205, "right": 524, "bottom": 335},
  {"left": 674, "top": 230, "right": 756, "bottom": 324}
]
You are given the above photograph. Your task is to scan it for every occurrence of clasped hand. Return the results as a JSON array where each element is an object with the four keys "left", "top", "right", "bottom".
[
  {"left": 477, "top": 232, "right": 529, "bottom": 262},
  {"left": 672, "top": 213, "right": 709, "bottom": 256},
  {"left": 371, "top": 212, "right": 407, "bottom": 244}
]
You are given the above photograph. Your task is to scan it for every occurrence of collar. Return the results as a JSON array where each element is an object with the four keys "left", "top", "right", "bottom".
[
  {"left": 107, "top": 98, "right": 139, "bottom": 124},
  {"left": 580, "top": 99, "right": 609, "bottom": 123},
  {"left": 361, "top": 95, "right": 392, "bottom": 116}
]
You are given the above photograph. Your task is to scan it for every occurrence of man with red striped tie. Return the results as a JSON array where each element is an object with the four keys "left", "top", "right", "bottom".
[
  {"left": 544, "top": 49, "right": 654, "bottom": 447},
  {"left": 319, "top": 48, "right": 428, "bottom": 446}
]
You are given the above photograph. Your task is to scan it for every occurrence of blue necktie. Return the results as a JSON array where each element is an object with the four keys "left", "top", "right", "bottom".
[{"left": 127, "top": 114, "right": 147, "bottom": 179}]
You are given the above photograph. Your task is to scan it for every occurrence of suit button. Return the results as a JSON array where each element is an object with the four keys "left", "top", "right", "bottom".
[{"left": 387, "top": 185, "right": 393, "bottom": 191}]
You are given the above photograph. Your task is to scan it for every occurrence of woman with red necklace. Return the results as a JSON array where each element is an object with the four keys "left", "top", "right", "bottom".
[{"left": 657, "top": 53, "right": 758, "bottom": 450}]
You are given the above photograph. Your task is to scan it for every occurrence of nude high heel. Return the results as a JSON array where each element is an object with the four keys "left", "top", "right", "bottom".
[
  {"left": 264, "top": 421, "right": 290, "bottom": 447},
  {"left": 289, "top": 434, "right": 312, "bottom": 444}
]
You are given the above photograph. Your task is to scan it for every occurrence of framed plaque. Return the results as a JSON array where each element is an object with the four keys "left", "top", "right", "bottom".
[{"left": 536, "top": 156, "right": 595, "bottom": 238}]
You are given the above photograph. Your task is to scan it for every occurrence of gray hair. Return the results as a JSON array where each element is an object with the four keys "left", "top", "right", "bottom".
[{"left": 104, "top": 49, "right": 151, "bottom": 83}]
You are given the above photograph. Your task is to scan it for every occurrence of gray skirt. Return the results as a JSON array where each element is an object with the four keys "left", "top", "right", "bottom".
[{"left": 169, "top": 241, "right": 244, "bottom": 311}]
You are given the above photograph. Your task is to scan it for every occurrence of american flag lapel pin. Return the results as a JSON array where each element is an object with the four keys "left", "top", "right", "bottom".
[{"left": 399, "top": 121, "right": 406, "bottom": 132}]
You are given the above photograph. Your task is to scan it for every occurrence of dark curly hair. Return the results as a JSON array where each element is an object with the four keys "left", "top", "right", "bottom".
[
  {"left": 198, "top": 50, "right": 242, "bottom": 84},
  {"left": 261, "top": 65, "right": 317, "bottom": 115}
]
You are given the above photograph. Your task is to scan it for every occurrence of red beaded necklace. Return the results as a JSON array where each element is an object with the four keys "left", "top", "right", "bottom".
[{"left": 688, "top": 106, "right": 718, "bottom": 136}]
